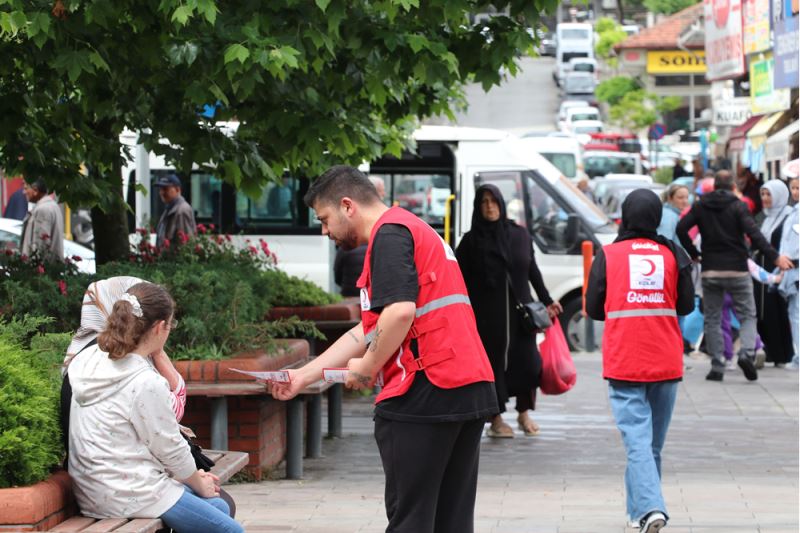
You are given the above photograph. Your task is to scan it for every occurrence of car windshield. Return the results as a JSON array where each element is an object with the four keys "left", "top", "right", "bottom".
[
  {"left": 573, "top": 63, "right": 594, "bottom": 72},
  {"left": 574, "top": 125, "right": 602, "bottom": 134},
  {"left": 540, "top": 152, "right": 577, "bottom": 178},
  {"left": 551, "top": 176, "right": 612, "bottom": 229},
  {"left": 561, "top": 29, "right": 590, "bottom": 40},
  {"left": 571, "top": 113, "right": 597, "bottom": 122},
  {"left": 585, "top": 155, "right": 636, "bottom": 177}
]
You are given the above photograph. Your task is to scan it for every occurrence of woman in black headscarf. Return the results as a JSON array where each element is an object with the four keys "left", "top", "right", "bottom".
[{"left": 456, "top": 184, "right": 562, "bottom": 438}]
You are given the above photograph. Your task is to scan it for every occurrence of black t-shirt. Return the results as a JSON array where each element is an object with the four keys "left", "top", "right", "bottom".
[{"left": 370, "top": 224, "right": 498, "bottom": 423}]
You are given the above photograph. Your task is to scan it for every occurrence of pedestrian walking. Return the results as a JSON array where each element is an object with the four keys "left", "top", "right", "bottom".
[
  {"left": 676, "top": 171, "right": 792, "bottom": 382},
  {"left": 755, "top": 180, "right": 795, "bottom": 366},
  {"left": 270, "top": 166, "right": 497, "bottom": 533},
  {"left": 778, "top": 204, "right": 799, "bottom": 367},
  {"left": 455, "top": 184, "right": 562, "bottom": 438},
  {"left": 20, "top": 178, "right": 64, "bottom": 261},
  {"left": 586, "top": 188, "right": 695, "bottom": 533},
  {"left": 154, "top": 174, "right": 196, "bottom": 249},
  {"left": 657, "top": 183, "right": 690, "bottom": 247},
  {"left": 3, "top": 187, "right": 28, "bottom": 220}
]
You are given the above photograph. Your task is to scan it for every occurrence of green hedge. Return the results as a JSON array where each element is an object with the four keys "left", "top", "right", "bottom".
[{"left": 0, "top": 317, "right": 66, "bottom": 488}]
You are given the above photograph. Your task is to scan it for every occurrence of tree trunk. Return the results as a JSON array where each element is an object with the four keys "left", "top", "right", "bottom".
[{"left": 89, "top": 157, "right": 129, "bottom": 265}]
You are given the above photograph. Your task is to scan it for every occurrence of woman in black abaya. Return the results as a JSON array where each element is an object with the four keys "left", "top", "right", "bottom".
[{"left": 456, "top": 185, "right": 562, "bottom": 438}]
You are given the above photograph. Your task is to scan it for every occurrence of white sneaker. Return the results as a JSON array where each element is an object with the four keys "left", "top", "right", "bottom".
[
  {"left": 640, "top": 511, "right": 667, "bottom": 533},
  {"left": 627, "top": 518, "right": 641, "bottom": 529},
  {"left": 726, "top": 359, "right": 735, "bottom": 371}
]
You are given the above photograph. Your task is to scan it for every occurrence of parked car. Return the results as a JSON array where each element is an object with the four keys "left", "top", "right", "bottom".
[
  {"left": 562, "top": 71, "right": 596, "bottom": 97},
  {"left": 566, "top": 57, "right": 598, "bottom": 82},
  {"left": 562, "top": 106, "right": 601, "bottom": 132},
  {"left": 583, "top": 150, "right": 642, "bottom": 178},
  {"left": 571, "top": 120, "right": 604, "bottom": 143},
  {"left": 557, "top": 99, "right": 592, "bottom": 128},
  {"left": 591, "top": 178, "right": 664, "bottom": 223},
  {"left": 539, "top": 31, "right": 556, "bottom": 56},
  {"left": 0, "top": 217, "right": 96, "bottom": 274}
]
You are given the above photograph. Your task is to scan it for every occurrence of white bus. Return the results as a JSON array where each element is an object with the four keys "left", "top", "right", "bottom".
[
  {"left": 123, "top": 125, "right": 616, "bottom": 349},
  {"left": 553, "top": 23, "right": 595, "bottom": 86}
]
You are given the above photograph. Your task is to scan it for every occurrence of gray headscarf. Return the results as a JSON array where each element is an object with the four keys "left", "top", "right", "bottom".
[{"left": 760, "top": 180, "right": 793, "bottom": 240}]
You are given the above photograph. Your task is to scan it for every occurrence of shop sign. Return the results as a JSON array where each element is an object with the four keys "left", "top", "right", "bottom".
[
  {"left": 704, "top": 0, "right": 746, "bottom": 80},
  {"left": 743, "top": 0, "right": 771, "bottom": 53},
  {"left": 646, "top": 51, "right": 707, "bottom": 73},
  {"left": 773, "top": 13, "right": 799, "bottom": 88},
  {"left": 713, "top": 97, "right": 753, "bottom": 125},
  {"left": 750, "top": 53, "right": 792, "bottom": 114}
]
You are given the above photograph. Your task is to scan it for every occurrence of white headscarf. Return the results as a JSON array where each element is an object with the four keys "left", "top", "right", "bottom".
[
  {"left": 64, "top": 276, "right": 144, "bottom": 368},
  {"left": 760, "top": 180, "right": 793, "bottom": 241}
]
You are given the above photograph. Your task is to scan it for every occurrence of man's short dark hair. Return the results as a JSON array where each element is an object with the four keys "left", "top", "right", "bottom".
[
  {"left": 30, "top": 178, "right": 47, "bottom": 194},
  {"left": 714, "top": 170, "right": 734, "bottom": 191},
  {"left": 303, "top": 165, "right": 380, "bottom": 208}
]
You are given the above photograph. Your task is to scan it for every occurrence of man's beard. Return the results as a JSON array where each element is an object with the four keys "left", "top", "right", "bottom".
[{"left": 335, "top": 226, "right": 360, "bottom": 251}]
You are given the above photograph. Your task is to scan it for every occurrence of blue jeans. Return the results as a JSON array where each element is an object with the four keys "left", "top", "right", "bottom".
[
  {"left": 161, "top": 486, "right": 244, "bottom": 533},
  {"left": 608, "top": 381, "right": 678, "bottom": 523}
]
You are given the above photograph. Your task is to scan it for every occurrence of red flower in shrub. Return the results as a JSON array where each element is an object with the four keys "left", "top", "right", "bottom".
[
  {"left": 4, "top": 249, "right": 11, "bottom": 256},
  {"left": 225, "top": 235, "right": 232, "bottom": 242},
  {"left": 71, "top": 255, "right": 82, "bottom": 262},
  {"left": 197, "top": 223, "right": 207, "bottom": 234},
  {"left": 20, "top": 254, "right": 28, "bottom": 262},
  {"left": 40, "top": 233, "right": 50, "bottom": 241},
  {"left": 194, "top": 245, "right": 203, "bottom": 254},
  {"left": 177, "top": 230, "right": 189, "bottom": 245},
  {"left": 163, "top": 238, "right": 171, "bottom": 248},
  {"left": 57, "top": 280, "right": 67, "bottom": 296},
  {"left": 36, "top": 264, "right": 45, "bottom": 274},
  {"left": 209, "top": 224, "right": 216, "bottom": 231},
  {"left": 248, "top": 245, "right": 258, "bottom": 255}
]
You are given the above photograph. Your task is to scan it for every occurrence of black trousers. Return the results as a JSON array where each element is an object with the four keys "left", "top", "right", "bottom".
[{"left": 374, "top": 416, "right": 484, "bottom": 533}]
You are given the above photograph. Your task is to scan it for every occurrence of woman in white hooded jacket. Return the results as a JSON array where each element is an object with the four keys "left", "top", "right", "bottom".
[{"left": 68, "top": 281, "right": 243, "bottom": 533}]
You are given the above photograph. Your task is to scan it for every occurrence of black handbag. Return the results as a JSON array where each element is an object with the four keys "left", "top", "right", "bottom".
[
  {"left": 180, "top": 427, "right": 215, "bottom": 471},
  {"left": 507, "top": 273, "right": 552, "bottom": 333}
]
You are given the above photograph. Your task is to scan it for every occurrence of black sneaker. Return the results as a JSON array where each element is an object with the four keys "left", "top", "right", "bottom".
[
  {"left": 737, "top": 357, "right": 758, "bottom": 381},
  {"left": 640, "top": 511, "right": 667, "bottom": 532},
  {"left": 706, "top": 370, "right": 724, "bottom": 381}
]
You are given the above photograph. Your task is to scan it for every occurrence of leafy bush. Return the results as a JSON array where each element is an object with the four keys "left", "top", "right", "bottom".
[
  {"left": 0, "top": 317, "right": 64, "bottom": 488},
  {"left": 0, "top": 251, "right": 91, "bottom": 333},
  {"left": 596, "top": 76, "right": 641, "bottom": 106},
  {"left": 653, "top": 167, "right": 675, "bottom": 186},
  {"left": 98, "top": 230, "right": 333, "bottom": 359}
]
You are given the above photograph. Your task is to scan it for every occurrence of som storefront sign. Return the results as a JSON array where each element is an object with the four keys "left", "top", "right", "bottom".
[{"left": 646, "top": 51, "right": 707, "bottom": 73}]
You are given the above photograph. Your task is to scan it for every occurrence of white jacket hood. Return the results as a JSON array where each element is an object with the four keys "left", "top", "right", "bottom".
[{"left": 68, "top": 345, "right": 152, "bottom": 407}]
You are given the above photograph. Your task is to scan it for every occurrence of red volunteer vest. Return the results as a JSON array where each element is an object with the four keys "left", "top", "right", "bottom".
[
  {"left": 356, "top": 207, "right": 494, "bottom": 403},
  {"left": 601, "top": 238, "right": 683, "bottom": 382}
]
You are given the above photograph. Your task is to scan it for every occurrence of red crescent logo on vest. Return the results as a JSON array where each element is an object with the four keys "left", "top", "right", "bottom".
[
  {"left": 713, "top": 0, "right": 730, "bottom": 29},
  {"left": 641, "top": 259, "right": 657, "bottom": 276}
]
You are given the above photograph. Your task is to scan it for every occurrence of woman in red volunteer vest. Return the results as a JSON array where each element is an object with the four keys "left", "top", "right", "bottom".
[
  {"left": 586, "top": 189, "right": 694, "bottom": 533},
  {"left": 270, "top": 165, "right": 497, "bottom": 533}
]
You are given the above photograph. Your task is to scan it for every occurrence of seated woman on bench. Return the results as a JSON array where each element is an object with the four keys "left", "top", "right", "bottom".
[{"left": 68, "top": 281, "right": 244, "bottom": 533}]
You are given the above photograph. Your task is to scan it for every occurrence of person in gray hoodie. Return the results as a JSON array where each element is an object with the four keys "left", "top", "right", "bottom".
[{"left": 68, "top": 282, "right": 243, "bottom": 533}]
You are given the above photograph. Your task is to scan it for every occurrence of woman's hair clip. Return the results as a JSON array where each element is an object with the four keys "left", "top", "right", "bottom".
[{"left": 119, "top": 293, "right": 143, "bottom": 318}]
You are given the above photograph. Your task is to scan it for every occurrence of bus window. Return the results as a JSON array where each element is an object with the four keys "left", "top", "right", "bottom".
[
  {"left": 235, "top": 178, "right": 299, "bottom": 229},
  {"left": 190, "top": 173, "right": 223, "bottom": 227}
]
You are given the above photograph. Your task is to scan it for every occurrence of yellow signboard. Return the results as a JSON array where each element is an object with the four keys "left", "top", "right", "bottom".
[{"left": 647, "top": 50, "right": 707, "bottom": 74}]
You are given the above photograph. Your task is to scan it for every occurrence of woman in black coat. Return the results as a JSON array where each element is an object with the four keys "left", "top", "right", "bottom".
[{"left": 456, "top": 184, "right": 562, "bottom": 438}]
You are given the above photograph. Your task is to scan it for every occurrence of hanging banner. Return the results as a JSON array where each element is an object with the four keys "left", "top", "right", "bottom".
[
  {"left": 773, "top": 13, "right": 799, "bottom": 88},
  {"left": 750, "top": 53, "right": 792, "bottom": 114},
  {"left": 713, "top": 97, "right": 753, "bottom": 125},
  {"left": 704, "top": 0, "right": 746, "bottom": 80},
  {"left": 743, "top": 0, "right": 771, "bottom": 53}
]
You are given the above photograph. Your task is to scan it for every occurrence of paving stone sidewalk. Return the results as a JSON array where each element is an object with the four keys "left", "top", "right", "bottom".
[{"left": 227, "top": 354, "right": 799, "bottom": 533}]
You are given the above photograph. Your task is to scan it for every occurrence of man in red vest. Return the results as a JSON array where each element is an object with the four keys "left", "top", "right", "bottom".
[
  {"left": 586, "top": 189, "right": 695, "bottom": 533},
  {"left": 270, "top": 165, "right": 497, "bottom": 532}
]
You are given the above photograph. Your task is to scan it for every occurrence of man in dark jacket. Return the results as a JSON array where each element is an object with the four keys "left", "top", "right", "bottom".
[
  {"left": 676, "top": 171, "right": 792, "bottom": 382},
  {"left": 154, "top": 174, "right": 196, "bottom": 249}
]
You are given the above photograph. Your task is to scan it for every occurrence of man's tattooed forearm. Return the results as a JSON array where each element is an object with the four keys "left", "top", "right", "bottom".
[
  {"left": 352, "top": 372, "right": 371, "bottom": 386},
  {"left": 369, "top": 328, "right": 382, "bottom": 352}
]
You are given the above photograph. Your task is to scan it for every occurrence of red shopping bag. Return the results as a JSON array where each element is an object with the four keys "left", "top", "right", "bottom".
[{"left": 539, "top": 321, "right": 576, "bottom": 395}]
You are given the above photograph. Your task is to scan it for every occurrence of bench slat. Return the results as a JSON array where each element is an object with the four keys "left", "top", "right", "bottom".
[
  {"left": 81, "top": 518, "right": 130, "bottom": 532},
  {"left": 49, "top": 517, "right": 97, "bottom": 531},
  {"left": 111, "top": 519, "right": 162, "bottom": 533},
  {"left": 208, "top": 450, "right": 250, "bottom": 483}
]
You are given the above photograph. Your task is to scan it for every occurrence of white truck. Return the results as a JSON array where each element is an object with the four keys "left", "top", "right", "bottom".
[
  {"left": 122, "top": 125, "right": 615, "bottom": 350},
  {"left": 553, "top": 23, "right": 595, "bottom": 87}
]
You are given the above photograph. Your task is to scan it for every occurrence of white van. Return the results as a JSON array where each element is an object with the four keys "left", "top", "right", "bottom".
[
  {"left": 521, "top": 136, "right": 585, "bottom": 182},
  {"left": 123, "top": 125, "right": 615, "bottom": 350},
  {"left": 553, "top": 23, "right": 594, "bottom": 86}
]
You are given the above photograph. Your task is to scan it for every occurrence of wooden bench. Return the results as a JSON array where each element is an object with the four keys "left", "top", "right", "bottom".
[
  {"left": 186, "top": 374, "right": 342, "bottom": 479},
  {"left": 45, "top": 450, "right": 248, "bottom": 533}
]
